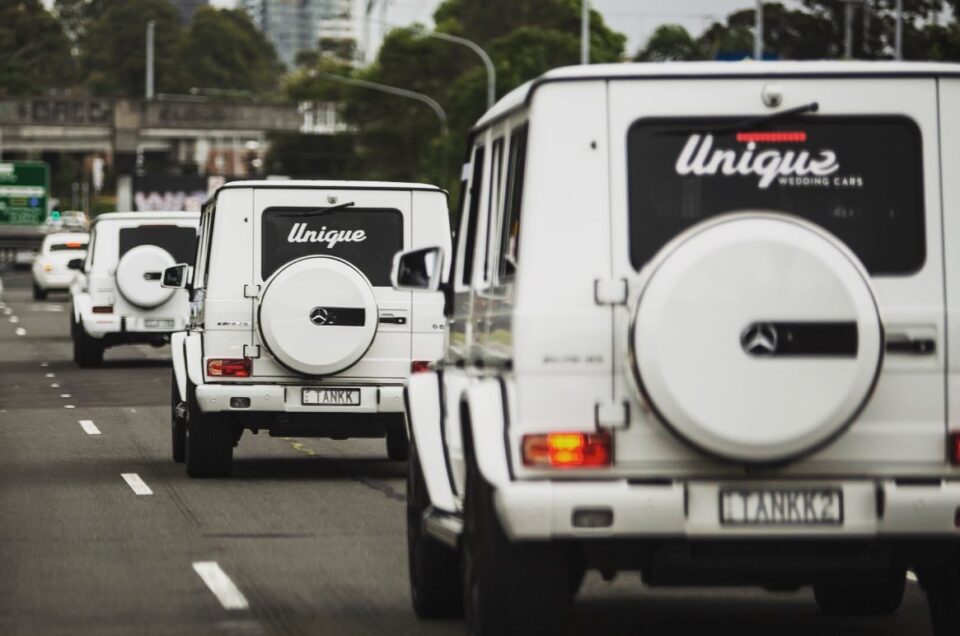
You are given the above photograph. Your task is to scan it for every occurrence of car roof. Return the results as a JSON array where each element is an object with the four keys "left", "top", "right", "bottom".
[
  {"left": 218, "top": 180, "right": 443, "bottom": 193},
  {"left": 474, "top": 60, "right": 960, "bottom": 130},
  {"left": 91, "top": 211, "right": 200, "bottom": 226}
]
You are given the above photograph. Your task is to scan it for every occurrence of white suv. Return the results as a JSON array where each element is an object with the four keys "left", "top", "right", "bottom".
[
  {"left": 395, "top": 62, "right": 960, "bottom": 635},
  {"left": 70, "top": 211, "right": 200, "bottom": 367},
  {"left": 32, "top": 232, "right": 88, "bottom": 299},
  {"left": 164, "top": 180, "right": 450, "bottom": 478}
]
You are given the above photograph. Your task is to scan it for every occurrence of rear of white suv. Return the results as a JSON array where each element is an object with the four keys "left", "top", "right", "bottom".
[
  {"left": 400, "top": 63, "right": 960, "bottom": 636},
  {"left": 32, "top": 232, "right": 88, "bottom": 299},
  {"left": 169, "top": 181, "right": 450, "bottom": 478},
  {"left": 70, "top": 212, "right": 199, "bottom": 367}
]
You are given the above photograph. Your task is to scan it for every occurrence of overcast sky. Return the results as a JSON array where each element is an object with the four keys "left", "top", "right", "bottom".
[{"left": 208, "top": 0, "right": 774, "bottom": 56}]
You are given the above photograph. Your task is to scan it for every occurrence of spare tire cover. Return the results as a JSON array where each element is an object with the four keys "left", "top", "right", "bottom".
[
  {"left": 115, "top": 244, "right": 176, "bottom": 309},
  {"left": 630, "top": 214, "right": 882, "bottom": 463},
  {"left": 259, "top": 256, "right": 378, "bottom": 376}
]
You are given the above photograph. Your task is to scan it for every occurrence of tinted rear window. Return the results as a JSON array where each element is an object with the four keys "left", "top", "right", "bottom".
[
  {"left": 261, "top": 208, "right": 402, "bottom": 284},
  {"left": 119, "top": 226, "right": 197, "bottom": 266},
  {"left": 627, "top": 116, "right": 925, "bottom": 275}
]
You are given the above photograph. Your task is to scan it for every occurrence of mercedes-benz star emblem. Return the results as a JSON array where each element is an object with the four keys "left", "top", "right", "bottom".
[
  {"left": 310, "top": 307, "right": 330, "bottom": 326},
  {"left": 741, "top": 323, "right": 779, "bottom": 356}
]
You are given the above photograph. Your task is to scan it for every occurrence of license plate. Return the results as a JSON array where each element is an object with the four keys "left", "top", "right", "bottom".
[
  {"left": 144, "top": 319, "right": 174, "bottom": 329},
  {"left": 302, "top": 387, "right": 361, "bottom": 406},
  {"left": 720, "top": 488, "right": 843, "bottom": 526}
]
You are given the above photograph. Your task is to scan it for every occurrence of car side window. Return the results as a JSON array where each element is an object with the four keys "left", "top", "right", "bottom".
[
  {"left": 193, "top": 204, "right": 215, "bottom": 289},
  {"left": 460, "top": 144, "right": 486, "bottom": 287},
  {"left": 484, "top": 137, "right": 505, "bottom": 283},
  {"left": 84, "top": 228, "right": 97, "bottom": 270},
  {"left": 498, "top": 124, "right": 529, "bottom": 280}
]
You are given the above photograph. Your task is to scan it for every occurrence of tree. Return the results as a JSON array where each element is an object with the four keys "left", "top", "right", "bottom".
[
  {"left": 635, "top": 25, "right": 703, "bottom": 62},
  {"left": 0, "top": 1, "right": 75, "bottom": 97},
  {"left": 178, "top": 7, "right": 282, "bottom": 96},
  {"left": 80, "top": 0, "right": 185, "bottom": 97}
]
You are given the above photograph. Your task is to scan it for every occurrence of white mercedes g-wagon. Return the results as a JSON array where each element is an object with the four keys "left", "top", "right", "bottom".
[
  {"left": 164, "top": 181, "right": 450, "bottom": 478},
  {"left": 395, "top": 62, "right": 960, "bottom": 635},
  {"left": 70, "top": 211, "right": 200, "bottom": 367}
]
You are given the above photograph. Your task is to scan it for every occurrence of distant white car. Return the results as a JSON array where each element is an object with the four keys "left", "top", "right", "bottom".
[
  {"left": 70, "top": 211, "right": 200, "bottom": 367},
  {"left": 31, "top": 232, "right": 88, "bottom": 300}
]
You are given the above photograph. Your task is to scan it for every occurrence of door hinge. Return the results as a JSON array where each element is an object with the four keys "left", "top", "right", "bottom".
[
  {"left": 594, "top": 278, "right": 628, "bottom": 306},
  {"left": 243, "top": 284, "right": 260, "bottom": 299},
  {"left": 595, "top": 401, "right": 630, "bottom": 430},
  {"left": 243, "top": 344, "right": 261, "bottom": 358}
]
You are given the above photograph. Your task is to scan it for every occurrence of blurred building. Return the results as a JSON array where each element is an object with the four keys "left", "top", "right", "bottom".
[
  {"left": 240, "top": 0, "right": 358, "bottom": 67},
  {"left": 168, "top": 0, "right": 209, "bottom": 24}
]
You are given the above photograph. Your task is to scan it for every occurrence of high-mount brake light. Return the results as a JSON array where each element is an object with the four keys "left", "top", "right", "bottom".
[
  {"left": 207, "top": 358, "right": 252, "bottom": 378},
  {"left": 736, "top": 131, "right": 808, "bottom": 144},
  {"left": 411, "top": 360, "right": 431, "bottom": 374},
  {"left": 522, "top": 431, "right": 612, "bottom": 468},
  {"left": 92, "top": 305, "right": 113, "bottom": 314},
  {"left": 949, "top": 432, "right": 960, "bottom": 466}
]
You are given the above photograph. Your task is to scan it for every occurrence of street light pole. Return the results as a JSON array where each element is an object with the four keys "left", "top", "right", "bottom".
[
  {"left": 411, "top": 27, "right": 496, "bottom": 110},
  {"left": 145, "top": 20, "right": 155, "bottom": 100},
  {"left": 895, "top": 0, "right": 904, "bottom": 60},
  {"left": 844, "top": 1, "right": 855, "bottom": 58},
  {"left": 311, "top": 71, "right": 448, "bottom": 134},
  {"left": 755, "top": 0, "right": 764, "bottom": 60},
  {"left": 581, "top": 0, "right": 590, "bottom": 65}
]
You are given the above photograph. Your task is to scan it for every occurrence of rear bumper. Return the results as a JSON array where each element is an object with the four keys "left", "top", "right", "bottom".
[
  {"left": 195, "top": 383, "right": 405, "bottom": 414},
  {"left": 81, "top": 313, "right": 186, "bottom": 339},
  {"left": 35, "top": 272, "right": 74, "bottom": 290},
  {"left": 494, "top": 479, "right": 960, "bottom": 541}
]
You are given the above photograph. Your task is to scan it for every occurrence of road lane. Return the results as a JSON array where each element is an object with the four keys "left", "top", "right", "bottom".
[{"left": 0, "top": 269, "right": 938, "bottom": 635}]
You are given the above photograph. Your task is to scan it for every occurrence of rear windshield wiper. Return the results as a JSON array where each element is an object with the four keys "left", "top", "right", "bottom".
[
  {"left": 662, "top": 102, "right": 820, "bottom": 136},
  {"left": 304, "top": 202, "right": 355, "bottom": 214}
]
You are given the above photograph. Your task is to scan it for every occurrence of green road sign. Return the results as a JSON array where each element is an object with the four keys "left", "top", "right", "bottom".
[{"left": 0, "top": 161, "right": 49, "bottom": 225}]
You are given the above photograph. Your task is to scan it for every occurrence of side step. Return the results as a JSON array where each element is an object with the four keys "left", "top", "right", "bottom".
[{"left": 423, "top": 507, "right": 463, "bottom": 549}]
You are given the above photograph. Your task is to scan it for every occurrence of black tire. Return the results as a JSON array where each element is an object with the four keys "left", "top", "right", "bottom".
[
  {"left": 75, "top": 322, "right": 104, "bottom": 368},
  {"left": 814, "top": 569, "right": 906, "bottom": 616},
  {"left": 33, "top": 282, "right": 46, "bottom": 300},
  {"left": 70, "top": 315, "right": 80, "bottom": 365},
  {"left": 922, "top": 561, "right": 960, "bottom": 636},
  {"left": 184, "top": 380, "right": 234, "bottom": 478},
  {"left": 171, "top": 371, "right": 185, "bottom": 463},
  {"left": 462, "top": 436, "right": 572, "bottom": 636},
  {"left": 387, "top": 417, "right": 410, "bottom": 462},
  {"left": 407, "top": 441, "right": 462, "bottom": 618}
]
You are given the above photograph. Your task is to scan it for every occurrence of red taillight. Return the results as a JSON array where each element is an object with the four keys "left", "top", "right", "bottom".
[
  {"left": 207, "top": 358, "right": 252, "bottom": 378},
  {"left": 950, "top": 432, "right": 960, "bottom": 465},
  {"left": 92, "top": 305, "right": 113, "bottom": 314},
  {"left": 522, "top": 431, "right": 612, "bottom": 468},
  {"left": 65, "top": 242, "right": 83, "bottom": 248},
  {"left": 411, "top": 360, "right": 431, "bottom": 374}
]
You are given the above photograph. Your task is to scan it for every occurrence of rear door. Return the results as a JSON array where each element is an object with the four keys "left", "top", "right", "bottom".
[
  {"left": 250, "top": 187, "right": 412, "bottom": 380},
  {"left": 607, "top": 76, "right": 946, "bottom": 476}
]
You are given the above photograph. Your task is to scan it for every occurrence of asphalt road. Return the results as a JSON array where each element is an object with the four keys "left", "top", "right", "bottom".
[{"left": 0, "top": 268, "right": 938, "bottom": 635}]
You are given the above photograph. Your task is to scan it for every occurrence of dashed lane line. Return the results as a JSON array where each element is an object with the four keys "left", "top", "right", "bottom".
[
  {"left": 64, "top": 405, "right": 75, "bottom": 409},
  {"left": 45, "top": 373, "right": 55, "bottom": 378},
  {"left": 14, "top": 327, "right": 25, "bottom": 336},
  {"left": 192, "top": 562, "right": 250, "bottom": 610},
  {"left": 79, "top": 420, "right": 101, "bottom": 435},
  {"left": 8, "top": 315, "right": 18, "bottom": 323},
  {"left": 60, "top": 393, "right": 72, "bottom": 399},
  {"left": 121, "top": 473, "right": 153, "bottom": 496}
]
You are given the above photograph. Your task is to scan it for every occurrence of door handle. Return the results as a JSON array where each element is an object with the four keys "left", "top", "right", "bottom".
[{"left": 885, "top": 334, "right": 936, "bottom": 355}]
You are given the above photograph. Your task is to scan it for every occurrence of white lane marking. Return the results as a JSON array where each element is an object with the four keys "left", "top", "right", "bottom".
[
  {"left": 45, "top": 373, "right": 55, "bottom": 378},
  {"left": 64, "top": 405, "right": 75, "bottom": 409},
  {"left": 192, "top": 562, "right": 250, "bottom": 610},
  {"left": 907, "top": 571, "right": 919, "bottom": 582},
  {"left": 50, "top": 383, "right": 59, "bottom": 388},
  {"left": 14, "top": 327, "right": 25, "bottom": 336},
  {"left": 121, "top": 473, "right": 153, "bottom": 495},
  {"left": 8, "top": 315, "right": 18, "bottom": 323},
  {"left": 79, "top": 420, "right": 101, "bottom": 435},
  {"left": 40, "top": 362, "right": 48, "bottom": 367},
  {"left": 60, "top": 393, "right": 72, "bottom": 398},
  {"left": 3, "top": 307, "right": 12, "bottom": 315}
]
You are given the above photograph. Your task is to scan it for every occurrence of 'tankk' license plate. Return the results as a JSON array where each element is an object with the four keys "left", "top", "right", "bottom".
[
  {"left": 144, "top": 318, "right": 174, "bottom": 329},
  {"left": 720, "top": 488, "right": 843, "bottom": 526},
  {"left": 302, "top": 388, "right": 361, "bottom": 406}
]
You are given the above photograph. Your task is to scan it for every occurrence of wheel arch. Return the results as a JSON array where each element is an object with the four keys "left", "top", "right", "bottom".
[
  {"left": 406, "top": 371, "right": 458, "bottom": 513},
  {"left": 460, "top": 377, "right": 512, "bottom": 490}
]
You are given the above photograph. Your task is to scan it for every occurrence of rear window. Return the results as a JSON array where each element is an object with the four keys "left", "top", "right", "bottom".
[
  {"left": 50, "top": 242, "right": 87, "bottom": 252},
  {"left": 119, "top": 226, "right": 197, "bottom": 266},
  {"left": 261, "top": 207, "right": 402, "bottom": 284},
  {"left": 627, "top": 116, "right": 925, "bottom": 275}
]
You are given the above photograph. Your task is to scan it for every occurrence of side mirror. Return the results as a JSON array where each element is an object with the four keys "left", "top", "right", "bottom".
[
  {"left": 162, "top": 263, "right": 190, "bottom": 289},
  {"left": 67, "top": 258, "right": 84, "bottom": 271},
  {"left": 392, "top": 246, "right": 444, "bottom": 292}
]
